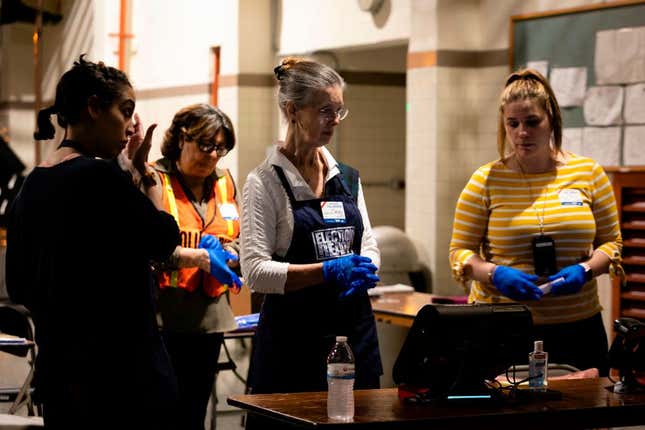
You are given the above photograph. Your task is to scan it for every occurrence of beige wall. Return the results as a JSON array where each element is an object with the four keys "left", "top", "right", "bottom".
[
  {"left": 236, "top": 87, "right": 276, "bottom": 192},
  {"left": 130, "top": 0, "right": 240, "bottom": 83},
  {"left": 278, "top": 0, "right": 411, "bottom": 55},
  {"left": 340, "top": 84, "right": 406, "bottom": 230},
  {"left": 235, "top": 0, "right": 276, "bottom": 190},
  {"left": 0, "top": 0, "right": 98, "bottom": 170}
]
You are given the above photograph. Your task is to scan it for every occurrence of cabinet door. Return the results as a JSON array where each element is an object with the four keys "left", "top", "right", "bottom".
[{"left": 611, "top": 172, "right": 645, "bottom": 322}]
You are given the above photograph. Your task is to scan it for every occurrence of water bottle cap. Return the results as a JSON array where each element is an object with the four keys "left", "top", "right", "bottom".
[
  {"left": 534, "top": 340, "right": 543, "bottom": 352},
  {"left": 336, "top": 336, "right": 347, "bottom": 342}
]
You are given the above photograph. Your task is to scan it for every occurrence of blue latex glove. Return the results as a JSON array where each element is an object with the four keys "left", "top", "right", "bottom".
[
  {"left": 492, "top": 265, "right": 543, "bottom": 301},
  {"left": 547, "top": 264, "right": 586, "bottom": 295},
  {"left": 339, "top": 265, "right": 380, "bottom": 298},
  {"left": 199, "top": 242, "right": 243, "bottom": 289},
  {"left": 199, "top": 234, "right": 238, "bottom": 264},
  {"left": 322, "top": 254, "right": 379, "bottom": 297}
]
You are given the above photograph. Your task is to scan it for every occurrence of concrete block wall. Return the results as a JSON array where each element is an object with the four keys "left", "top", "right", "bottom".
[{"left": 340, "top": 84, "right": 406, "bottom": 229}]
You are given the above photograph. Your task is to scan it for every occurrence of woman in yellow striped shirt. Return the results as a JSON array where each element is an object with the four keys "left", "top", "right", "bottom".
[{"left": 449, "top": 69, "right": 622, "bottom": 375}]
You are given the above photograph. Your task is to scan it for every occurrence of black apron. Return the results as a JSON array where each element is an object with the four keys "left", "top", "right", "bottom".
[{"left": 248, "top": 165, "right": 382, "bottom": 394}]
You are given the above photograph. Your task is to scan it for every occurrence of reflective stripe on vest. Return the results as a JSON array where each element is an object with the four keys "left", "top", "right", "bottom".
[
  {"left": 162, "top": 172, "right": 181, "bottom": 287},
  {"left": 157, "top": 169, "right": 240, "bottom": 297},
  {"left": 216, "top": 175, "right": 236, "bottom": 238}
]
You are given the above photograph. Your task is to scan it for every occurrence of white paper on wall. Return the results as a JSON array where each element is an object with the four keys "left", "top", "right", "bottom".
[
  {"left": 625, "top": 83, "right": 645, "bottom": 124},
  {"left": 617, "top": 26, "right": 645, "bottom": 84},
  {"left": 624, "top": 126, "right": 645, "bottom": 166},
  {"left": 583, "top": 86, "right": 624, "bottom": 126},
  {"left": 582, "top": 127, "right": 621, "bottom": 166},
  {"left": 562, "top": 128, "right": 583, "bottom": 155},
  {"left": 527, "top": 61, "right": 549, "bottom": 78},
  {"left": 550, "top": 67, "right": 587, "bottom": 107},
  {"left": 596, "top": 30, "right": 621, "bottom": 84},
  {"left": 595, "top": 27, "right": 645, "bottom": 84}
]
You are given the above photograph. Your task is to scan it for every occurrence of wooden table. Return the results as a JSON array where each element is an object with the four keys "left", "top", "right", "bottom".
[
  {"left": 228, "top": 378, "right": 645, "bottom": 429},
  {"left": 370, "top": 292, "right": 466, "bottom": 327}
]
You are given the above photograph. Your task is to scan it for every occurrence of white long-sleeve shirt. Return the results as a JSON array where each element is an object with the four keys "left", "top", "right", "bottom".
[{"left": 241, "top": 144, "right": 380, "bottom": 294}]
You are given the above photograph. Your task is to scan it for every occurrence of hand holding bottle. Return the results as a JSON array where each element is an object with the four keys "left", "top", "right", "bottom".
[
  {"left": 492, "top": 265, "right": 543, "bottom": 301},
  {"left": 546, "top": 264, "right": 586, "bottom": 295}
]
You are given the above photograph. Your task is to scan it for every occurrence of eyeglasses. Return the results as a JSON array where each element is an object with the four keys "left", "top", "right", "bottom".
[
  {"left": 319, "top": 106, "right": 349, "bottom": 122},
  {"left": 196, "top": 139, "right": 229, "bottom": 157}
]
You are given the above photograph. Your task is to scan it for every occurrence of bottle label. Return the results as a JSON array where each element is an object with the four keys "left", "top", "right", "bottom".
[
  {"left": 529, "top": 359, "right": 547, "bottom": 388},
  {"left": 327, "top": 363, "right": 355, "bottom": 379}
]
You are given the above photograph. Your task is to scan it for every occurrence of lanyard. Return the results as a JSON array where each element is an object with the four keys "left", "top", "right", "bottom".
[{"left": 516, "top": 156, "right": 549, "bottom": 235}]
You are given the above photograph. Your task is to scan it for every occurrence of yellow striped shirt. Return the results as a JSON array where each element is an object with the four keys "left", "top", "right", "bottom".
[{"left": 449, "top": 153, "right": 622, "bottom": 325}]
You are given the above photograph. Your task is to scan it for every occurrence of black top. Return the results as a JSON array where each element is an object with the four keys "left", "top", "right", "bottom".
[{"left": 5, "top": 155, "right": 180, "bottom": 424}]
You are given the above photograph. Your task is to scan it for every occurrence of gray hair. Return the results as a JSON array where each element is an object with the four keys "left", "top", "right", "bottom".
[{"left": 273, "top": 57, "right": 345, "bottom": 116}]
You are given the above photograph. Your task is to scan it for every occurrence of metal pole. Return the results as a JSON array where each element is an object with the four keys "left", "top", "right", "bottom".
[
  {"left": 118, "top": 0, "right": 126, "bottom": 70},
  {"left": 33, "top": 0, "right": 44, "bottom": 165}
]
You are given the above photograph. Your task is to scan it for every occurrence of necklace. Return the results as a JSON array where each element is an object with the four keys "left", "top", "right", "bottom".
[{"left": 515, "top": 155, "right": 549, "bottom": 235}]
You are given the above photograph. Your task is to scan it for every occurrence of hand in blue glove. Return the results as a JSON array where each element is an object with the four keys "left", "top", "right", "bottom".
[
  {"left": 338, "top": 265, "right": 380, "bottom": 298},
  {"left": 199, "top": 241, "right": 243, "bottom": 289},
  {"left": 322, "top": 254, "right": 379, "bottom": 298},
  {"left": 547, "top": 264, "right": 586, "bottom": 295},
  {"left": 199, "top": 234, "right": 238, "bottom": 264},
  {"left": 492, "top": 265, "right": 543, "bottom": 301}
]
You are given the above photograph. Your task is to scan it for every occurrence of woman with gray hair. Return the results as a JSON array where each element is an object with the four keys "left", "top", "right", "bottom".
[
  {"left": 147, "top": 103, "right": 243, "bottom": 430},
  {"left": 241, "top": 57, "right": 382, "bottom": 401}
]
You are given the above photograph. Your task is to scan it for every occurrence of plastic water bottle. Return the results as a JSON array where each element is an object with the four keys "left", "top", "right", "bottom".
[
  {"left": 529, "top": 340, "right": 548, "bottom": 391},
  {"left": 327, "top": 336, "right": 355, "bottom": 422}
]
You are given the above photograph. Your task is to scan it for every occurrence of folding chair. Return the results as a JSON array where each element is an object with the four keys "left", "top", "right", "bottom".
[{"left": 0, "top": 302, "right": 38, "bottom": 416}]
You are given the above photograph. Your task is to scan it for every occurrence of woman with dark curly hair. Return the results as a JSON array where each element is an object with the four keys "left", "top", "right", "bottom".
[
  {"left": 146, "top": 103, "right": 243, "bottom": 430},
  {"left": 6, "top": 55, "right": 180, "bottom": 428}
]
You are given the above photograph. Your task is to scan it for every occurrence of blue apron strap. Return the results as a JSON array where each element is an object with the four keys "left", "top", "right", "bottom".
[
  {"left": 273, "top": 165, "right": 298, "bottom": 205},
  {"left": 337, "top": 162, "right": 359, "bottom": 203}
]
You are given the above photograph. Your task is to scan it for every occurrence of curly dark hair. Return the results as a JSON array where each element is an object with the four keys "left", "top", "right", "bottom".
[
  {"left": 161, "top": 104, "right": 236, "bottom": 161},
  {"left": 34, "top": 54, "right": 132, "bottom": 140}
]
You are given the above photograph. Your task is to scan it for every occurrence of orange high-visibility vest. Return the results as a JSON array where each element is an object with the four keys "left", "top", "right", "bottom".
[{"left": 156, "top": 168, "right": 240, "bottom": 297}]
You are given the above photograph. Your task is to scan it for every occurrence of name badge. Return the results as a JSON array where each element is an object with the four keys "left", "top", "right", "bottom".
[
  {"left": 321, "top": 201, "right": 346, "bottom": 224},
  {"left": 558, "top": 189, "right": 583, "bottom": 206},
  {"left": 219, "top": 203, "right": 239, "bottom": 220}
]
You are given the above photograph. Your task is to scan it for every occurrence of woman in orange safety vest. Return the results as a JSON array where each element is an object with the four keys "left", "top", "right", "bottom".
[{"left": 147, "top": 103, "right": 243, "bottom": 430}]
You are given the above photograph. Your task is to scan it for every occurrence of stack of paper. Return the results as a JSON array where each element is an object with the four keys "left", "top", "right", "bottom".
[
  {"left": 234, "top": 313, "right": 259, "bottom": 330},
  {"left": 368, "top": 284, "right": 415, "bottom": 296}
]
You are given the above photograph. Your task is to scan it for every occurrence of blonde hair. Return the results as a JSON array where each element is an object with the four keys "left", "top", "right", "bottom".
[
  {"left": 497, "top": 69, "right": 562, "bottom": 159},
  {"left": 273, "top": 56, "right": 345, "bottom": 116}
]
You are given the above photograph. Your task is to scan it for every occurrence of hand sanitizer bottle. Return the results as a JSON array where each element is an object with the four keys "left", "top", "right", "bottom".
[{"left": 529, "top": 340, "right": 548, "bottom": 391}]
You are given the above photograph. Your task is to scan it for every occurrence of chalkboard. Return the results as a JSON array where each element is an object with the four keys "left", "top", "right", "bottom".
[{"left": 510, "top": 1, "right": 645, "bottom": 166}]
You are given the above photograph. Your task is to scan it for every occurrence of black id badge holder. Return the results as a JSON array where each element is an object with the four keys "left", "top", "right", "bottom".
[{"left": 532, "top": 235, "right": 557, "bottom": 277}]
